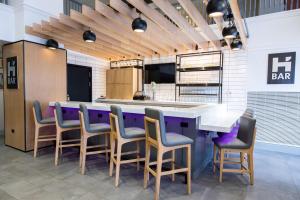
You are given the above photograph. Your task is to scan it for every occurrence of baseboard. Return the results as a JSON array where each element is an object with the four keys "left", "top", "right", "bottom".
[{"left": 256, "top": 141, "right": 300, "bottom": 156}]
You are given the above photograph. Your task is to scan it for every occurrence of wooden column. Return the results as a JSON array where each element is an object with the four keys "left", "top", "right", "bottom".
[{"left": 3, "top": 40, "right": 67, "bottom": 151}]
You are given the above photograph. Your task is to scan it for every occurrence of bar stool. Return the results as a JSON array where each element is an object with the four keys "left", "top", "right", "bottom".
[
  {"left": 78, "top": 104, "right": 111, "bottom": 175},
  {"left": 109, "top": 105, "right": 145, "bottom": 187},
  {"left": 144, "top": 108, "right": 193, "bottom": 200},
  {"left": 213, "top": 116, "right": 256, "bottom": 184},
  {"left": 54, "top": 102, "right": 81, "bottom": 166},
  {"left": 32, "top": 100, "right": 56, "bottom": 158}
]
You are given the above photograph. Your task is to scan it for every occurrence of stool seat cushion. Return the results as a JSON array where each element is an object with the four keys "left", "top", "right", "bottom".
[
  {"left": 124, "top": 127, "right": 145, "bottom": 139},
  {"left": 214, "top": 138, "right": 249, "bottom": 149},
  {"left": 164, "top": 132, "right": 193, "bottom": 147},
  {"left": 61, "top": 120, "right": 80, "bottom": 129},
  {"left": 88, "top": 123, "right": 111, "bottom": 133},
  {"left": 40, "top": 117, "right": 55, "bottom": 124}
]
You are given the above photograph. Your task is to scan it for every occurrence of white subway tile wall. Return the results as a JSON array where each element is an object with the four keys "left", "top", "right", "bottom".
[
  {"left": 67, "top": 50, "right": 110, "bottom": 101},
  {"left": 144, "top": 50, "right": 248, "bottom": 112}
]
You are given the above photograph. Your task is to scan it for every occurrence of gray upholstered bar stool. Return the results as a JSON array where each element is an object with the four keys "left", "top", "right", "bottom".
[
  {"left": 213, "top": 116, "right": 257, "bottom": 184},
  {"left": 54, "top": 102, "right": 81, "bottom": 166},
  {"left": 32, "top": 100, "right": 56, "bottom": 158},
  {"left": 109, "top": 105, "right": 145, "bottom": 187},
  {"left": 78, "top": 104, "right": 111, "bottom": 175},
  {"left": 144, "top": 108, "right": 193, "bottom": 200}
]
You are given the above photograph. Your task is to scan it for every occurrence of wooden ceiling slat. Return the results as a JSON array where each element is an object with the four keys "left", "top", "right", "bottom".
[
  {"left": 127, "top": 0, "right": 195, "bottom": 49},
  {"left": 229, "top": 0, "right": 247, "bottom": 48},
  {"left": 32, "top": 23, "right": 120, "bottom": 59},
  {"left": 26, "top": 26, "right": 112, "bottom": 59},
  {"left": 70, "top": 9, "right": 153, "bottom": 57},
  {"left": 94, "top": 2, "right": 170, "bottom": 55},
  {"left": 47, "top": 18, "right": 136, "bottom": 58},
  {"left": 177, "top": 0, "right": 220, "bottom": 49},
  {"left": 109, "top": 0, "right": 186, "bottom": 52},
  {"left": 151, "top": 0, "right": 208, "bottom": 50}
]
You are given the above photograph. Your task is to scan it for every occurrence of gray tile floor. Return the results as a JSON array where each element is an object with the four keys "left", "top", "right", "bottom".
[{"left": 0, "top": 135, "right": 299, "bottom": 200}]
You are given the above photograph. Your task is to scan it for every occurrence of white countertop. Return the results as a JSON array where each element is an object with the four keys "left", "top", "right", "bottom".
[{"left": 49, "top": 100, "right": 243, "bottom": 132}]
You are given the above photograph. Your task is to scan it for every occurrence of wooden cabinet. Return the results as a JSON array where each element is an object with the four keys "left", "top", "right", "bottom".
[
  {"left": 106, "top": 68, "right": 141, "bottom": 100},
  {"left": 3, "top": 41, "right": 67, "bottom": 151}
]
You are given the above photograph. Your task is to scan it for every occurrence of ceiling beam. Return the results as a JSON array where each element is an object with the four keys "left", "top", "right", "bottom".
[
  {"left": 47, "top": 18, "right": 137, "bottom": 58},
  {"left": 127, "top": 0, "right": 195, "bottom": 49},
  {"left": 228, "top": 0, "right": 247, "bottom": 47},
  {"left": 151, "top": 0, "right": 208, "bottom": 50},
  {"left": 109, "top": 0, "right": 186, "bottom": 52},
  {"left": 70, "top": 9, "right": 153, "bottom": 57},
  {"left": 27, "top": 26, "right": 116, "bottom": 60},
  {"left": 94, "top": 1, "right": 170, "bottom": 55},
  {"left": 32, "top": 23, "right": 119, "bottom": 59},
  {"left": 177, "top": 0, "right": 220, "bottom": 49}
]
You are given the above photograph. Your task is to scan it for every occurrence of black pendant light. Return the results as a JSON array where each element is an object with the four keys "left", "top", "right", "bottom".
[
  {"left": 222, "top": 14, "right": 238, "bottom": 39},
  {"left": 132, "top": 16, "right": 147, "bottom": 32},
  {"left": 46, "top": 39, "right": 58, "bottom": 50},
  {"left": 231, "top": 39, "right": 242, "bottom": 51},
  {"left": 83, "top": 30, "right": 96, "bottom": 43},
  {"left": 206, "top": 0, "right": 227, "bottom": 18}
]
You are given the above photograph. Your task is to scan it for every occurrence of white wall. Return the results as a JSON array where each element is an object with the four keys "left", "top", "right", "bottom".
[
  {"left": 247, "top": 9, "right": 300, "bottom": 92},
  {"left": 0, "top": 3, "right": 15, "bottom": 42}
]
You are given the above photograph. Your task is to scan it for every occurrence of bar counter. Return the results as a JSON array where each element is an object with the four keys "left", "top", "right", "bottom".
[{"left": 49, "top": 100, "right": 242, "bottom": 178}]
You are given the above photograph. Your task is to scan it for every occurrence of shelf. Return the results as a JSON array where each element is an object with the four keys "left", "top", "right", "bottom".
[
  {"left": 179, "top": 93, "right": 218, "bottom": 96},
  {"left": 176, "top": 83, "right": 222, "bottom": 87},
  {"left": 176, "top": 66, "right": 221, "bottom": 72}
]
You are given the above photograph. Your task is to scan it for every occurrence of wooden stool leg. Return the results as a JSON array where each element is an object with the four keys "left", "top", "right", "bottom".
[
  {"left": 136, "top": 141, "right": 140, "bottom": 171},
  {"left": 213, "top": 144, "right": 217, "bottom": 173},
  {"left": 154, "top": 150, "right": 163, "bottom": 200},
  {"left": 115, "top": 142, "right": 122, "bottom": 187},
  {"left": 105, "top": 133, "right": 109, "bottom": 163},
  {"left": 33, "top": 126, "right": 40, "bottom": 158},
  {"left": 240, "top": 152, "right": 244, "bottom": 173},
  {"left": 109, "top": 136, "right": 115, "bottom": 177},
  {"left": 171, "top": 149, "right": 175, "bottom": 182},
  {"left": 219, "top": 149, "right": 224, "bottom": 183},
  {"left": 81, "top": 137, "right": 87, "bottom": 175},
  {"left": 186, "top": 145, "right": 191, "bottom": 195},
  {"left": 248, "top": 152, "right": 254, "bottom": 185},
  {"left": 144, "top": 143, "right": 151, "bottom": 189},
  {"left": 55, "top": 131, "right": 61, "bottom": 166},
  {"left": 79, "top": 135, "right": 83, "bottom": 168}
]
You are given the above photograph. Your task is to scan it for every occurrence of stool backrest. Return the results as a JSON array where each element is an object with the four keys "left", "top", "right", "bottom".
[
  {"left": 237, "top": 116, "right": 257, "bottom": 149},
  {"left": 79, "top": 104, "right": 90, "bottom": 132},
  {"left": 54, "top": 102, "right": 64, "bottom": 128},
  {"left": 33, "top": 100, "right": 43, "bottom": 124},
  {"left": 144, "top": 108, "right": 167, "bottom": 146},
  {"left": 243, "top": 108, "right": 254, "bottom": 118},
  {"left": 110, "top": 105, "right": 126, "bottom": 138}
]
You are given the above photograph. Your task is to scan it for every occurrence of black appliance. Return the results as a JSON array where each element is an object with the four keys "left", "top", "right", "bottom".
[{"left": 133, "top": 91, "right": 150, "bottom": 100}]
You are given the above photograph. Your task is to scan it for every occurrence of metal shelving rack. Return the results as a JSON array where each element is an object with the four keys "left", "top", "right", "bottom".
[{"left": 175, "top": 51, "right": 223, "bottom": 103}]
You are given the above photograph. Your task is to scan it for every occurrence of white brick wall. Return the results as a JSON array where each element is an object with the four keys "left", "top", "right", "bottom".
[
  {"left": 144, "top": 49, "right": 248, "bottom": 112},
  {"left": 67, "top": 50, "right": 109, "bottom": 101}
]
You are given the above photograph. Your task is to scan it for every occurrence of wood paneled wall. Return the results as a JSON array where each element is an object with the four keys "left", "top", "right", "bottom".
[
  {"left": 106, "top": 68, "right": 140, "bottom": 100},
  {"left": 3, "top": 41, "right": 67, "bottom": 151}
]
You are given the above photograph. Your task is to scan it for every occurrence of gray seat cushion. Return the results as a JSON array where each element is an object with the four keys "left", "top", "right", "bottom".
[
  {"left": 165, "top": 132, "right": 193, "bottom": 147},
  {"left": 214, "top": 137, "right": 249, "bottom": 149},
  {"left": 88, "top": 123, "right": 111, "bottom": 133},
  {"left": 124, "top": 127, "right": 145, "bottom": 139},
  {"left": 40, "top": 117, "right": 55, "bottom": 124},
  {"left": 61, "top": 120, "right": 80, "bottom": 129}
]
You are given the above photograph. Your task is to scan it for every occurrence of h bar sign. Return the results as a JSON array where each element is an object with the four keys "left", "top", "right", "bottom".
[
  {"left": 6, "top": 56, "right": 18, "bottom": 89},
  {"left": 267, "top": 52, "right": 296, "bottom": 84}
]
